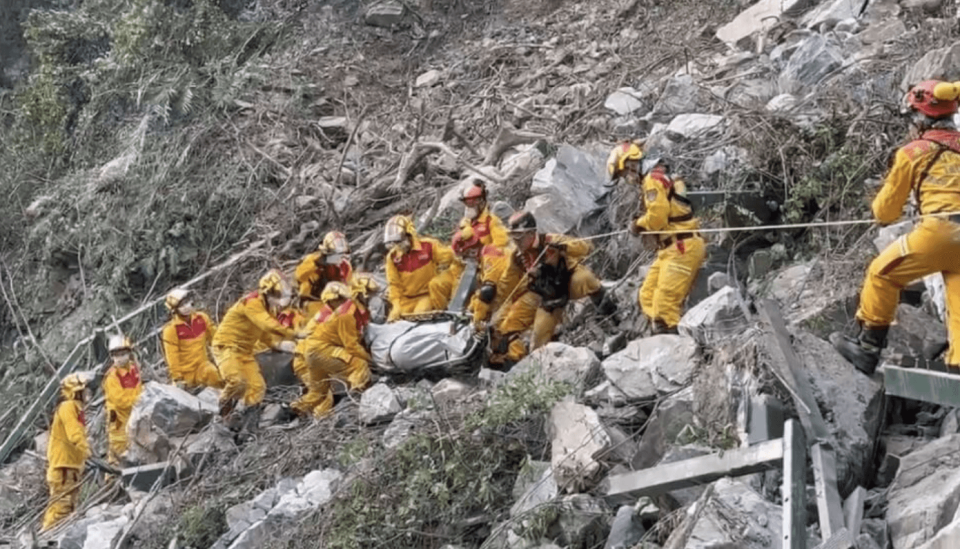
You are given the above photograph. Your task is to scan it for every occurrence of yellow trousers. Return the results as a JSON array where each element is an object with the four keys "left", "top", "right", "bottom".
[
  {"left": 387, "top": 294, "right": 433, "bottom": 321},
  {"left": 174, "top": 361, "right": 223, "bottom": 389},
  {"left": 42, "top": 467, "right": 82, "bottom": 532},
  {"left": 293, "top": 350, "right": 370, "bottom": 417},
  {"left": 214, "top": 347, "right": 266, "bottom": 407},
  {"left": 858, "top": 217, "right": 960, "bottom": 365},
  {"left": 496, "top": 265, "right": 602, "bottom": 362},
  {"left": 106, "top": 408, "right": 132, "bottom": 466},
  {"left": 428, "top": 264, "right": 465, "bottom": 311},
  {"left": 639, "top": 236, "right": 706, "bottom": 327}
]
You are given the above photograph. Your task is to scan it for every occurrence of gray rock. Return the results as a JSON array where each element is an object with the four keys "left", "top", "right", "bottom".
[
  {"left": 364, "top": 0, "right": 405, "bottom": 27},
  {"left": 916, "top": 512, "right": 960, "bottom": 549},
  {"left": 701, "top": 146, "right": 749, "bottom": 184},
  {"left": 601, "top": 335, "right": 699, "bottom": 403},
  {"left": 604, "top": 87, "right": 646, "bottom": 116},
  {"left": 942, "top": 409, "right": 960, "bottom": 438},
  {"left": 902, "top": 42, "right": 960, "bottom": 90},
  {"left": 524, "top": 145, "right": 609, "bottom": 235},
  {"left": 886, "top": 304, "right": 948, "bottom": 362},
  {"left": 186, "top": 423, "right": 236, "bottom": 462},
  {"left": 795, "top": 331, "right": 884, "bottom": 493},
  {"left": 478, "top": 367, "right": 507, "bottom": 387},
  {"left": 716, "top": 0, "right": 810, "bottom": 45},
  {"left": 651, "top": 75, "right": 702, "bottom": 116},
  {"left": 902, "top": 0, "right": 943, "bottom": 12},
  {"left": 269, "top": 469, "right": 342, "bottom": 520},
  {"left": 888, "top": 434, "right": 960, "bottom": 548},
  {"left": 724, "top": 77, "right": 780, "bottom": 109},
  {"left": 359, "top": 382, "right": 402, "bottom": 425},
  {"left": 604, "top": 505, "right": 644, "bottom": 549},
  {"left": 678, "top": 286, "right": 749, "bottom": 344},
  {"left": 511, "top": 461, "right": 558, "bottom": 519},
  {"left": 82, "top": 516, "right": 129, "bottom": 549},
  {"left": 707, "top": 272, "right": 732, "bottom": 293},
  {"left": 382, "top": 409, "right": 435, "bottom": 449},
  {"left": 665, "top": 114, "right": 725, "bottom": 141},
  {"left": 431, "top": 378, "right": 471, "bottom": 408},
  {"left": 766, "top": 93, "right": 798, "bottom": 112},
  {"left": 862, "top": 518, "right": 891, "bottom": 549},
  {"left": 548, "top": 398, "right": 611, "bottom": 493},
  {"left": 552, "top": 495, "right": 609, "bottom": 548},
  {"left": 748, "top": 249, "right": 774, "bottom": 279},
  {"left": 415, "top": 69, "right": 441, "bottom": 88},
  {"left": 665, "top": 478, "right": 782, "bottom": 548},
  {"left": 127, "top": 382, "right": 217, "bottom": 464},
  {"left": 925, "top": 273, "right": 947, "bottom": 322},
  {"left": 873, "top": 221, "right": 912, "bottom": 252},
  {"left": 801, "top": 0, "right": 866, "bottom": 28},
  {"left": 859, "top": 17, "right": 907, "bottom": 45},
  {"left": 507, "top": 342, "right": 602, "bottom": 397},
  {"left": 779, "top": 34, "right": 844, "bottom": 94}
]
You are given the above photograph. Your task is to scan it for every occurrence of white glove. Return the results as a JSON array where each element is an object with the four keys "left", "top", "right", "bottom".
[{"left": 277, "top": 340, "right": 297, "bottom": 354}]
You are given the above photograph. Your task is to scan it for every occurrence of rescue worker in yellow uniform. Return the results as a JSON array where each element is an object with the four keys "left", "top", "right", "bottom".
[
  {"left": 429, "top": 182, "right": 510, "bottom": 311},
  {"left": 607, "top": 141, "right": 707, "bottom": 334},
  {"left": 383, "top": 215, "right": 455, "bottom": 321},
  {"left": 212, "top": 269, "right": 297, "bottom": 418},
  {"left": 102, "top": 334, "right": 143, "bottom": 467},
  {"left": 447, "top": 226, "right": 513, "bottom": 329},
  {"left": 295, "top": 231, "right": 353, "bottom": 318},
  {"left": 492, "top": 211, "right": 615, "bottom": 366},
  {"left": 298, "top": 274, "right": 380, "bottom": 417},
  {"left": 42, "top": 373, "right": 92, "bottom": 532},
  {"left": 290, "top": 281, "right": 340, "bottom": 417},
  {"left": 832, "top": 80, "right": 960, "bottom": 375},
  {"left": 161, "top": 288, "right": 223, "bottom": 389}
]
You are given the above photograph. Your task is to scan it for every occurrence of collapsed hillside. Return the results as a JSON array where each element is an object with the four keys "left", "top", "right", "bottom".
[{"left": 3, "top": 0, "right": 960, "bottom": 547}]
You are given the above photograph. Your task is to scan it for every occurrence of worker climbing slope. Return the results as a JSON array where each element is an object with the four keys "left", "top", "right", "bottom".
[
  {"left": 102, "top": 334, "right": 143, "bottom": 467},
  {"left": 295, "top": 231, "right": 354, "bottom": 318},
  {"left": 213, "top": 269, "right": 297, "bottom": 419},
  {"left": 429, "top": 182, "right": 510, "bottom": 311},
  {"left": 161, "top": 288, "right": 223, "bottom": 390},
  {"left": 608, "top": 141, "right": 706, "bottom": 334},
  {"left": 492, "top": 211, "right": 614, "bottom": 367},
  {"left": 41, "top": 373, "right": 92, "bottom": 532},
  {"left": 383, "top": 215, "right": 455, "bottom": 321},
  {"left": 298, "top": 274, "right": 380, "bottom": 417},
  {"left": 832, "top": 80, "right": 960, "bottom": 375}
]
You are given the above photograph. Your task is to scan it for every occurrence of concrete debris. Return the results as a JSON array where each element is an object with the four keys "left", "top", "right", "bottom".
[
  {"left": 901, "top": 0, "right": 944, "bottom": 12},
  {"left": 887, "top": 434, "right": 960, "bottom": 549},
  {"left": 548, "top": 398, "right": 611, "bottom": 493},
  {"left": 678, "top": 285, "right": 749, "bottom": 344},
  {"left": 525, "top": 144, "right": 609, "bottom": 235},
  {"left": 359, "top": 382, "right": 403, "bottom": 425},
  {"left": 364, "top": 0, "right": 406, "bottom": 28},
  {"left": 601, "top": 335, "right": 698, "bottom": 403},
  {"left": 665, "top": 478, "right": 782, "bottom": 549},
  {"left": 507, "top": 342, "right": 602, "bottom": 397}
]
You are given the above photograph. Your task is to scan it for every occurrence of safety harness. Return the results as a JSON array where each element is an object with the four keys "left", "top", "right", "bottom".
[
  {"left": 914, "top": 130, "right": 960, "bottom": 214},
  {"left": 650, "top": 171, "right": 696, "bottom": 223}
]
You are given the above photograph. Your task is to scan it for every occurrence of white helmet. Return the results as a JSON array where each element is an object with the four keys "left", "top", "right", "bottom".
[
  {"left": 107, "top": 334, "right": 134, "bottom": 353},
  {"left": 165, "top": 288, "right": 190, "bottom": 312}
]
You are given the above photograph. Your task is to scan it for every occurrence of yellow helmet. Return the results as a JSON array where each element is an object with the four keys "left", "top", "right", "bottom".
[
  {"left": 350, "top": 272, "right": 381, "bottom": 299},
  {"left": 606, "top": 140, "right": 644, "bottom": 179},
  {"left": 164, "top": 288, "right": 190, "bottom": 312},
  {"left": 320, "top": 281, "right": 352, "bottom": 304},
  {"left": 107, "top": 334, "right": 134, "bottom": 353},
  {"left": 258, "top": 269, "right": 288, "bottom": 296},
  {"left": 384, "top": 215, "right": 414, "bottom": 246},
  {"left": 319, "top": 231, "right": 350, "bottom": 255},
  {"left": 61, "top": 373, "right": 88, "bottom": 395}
]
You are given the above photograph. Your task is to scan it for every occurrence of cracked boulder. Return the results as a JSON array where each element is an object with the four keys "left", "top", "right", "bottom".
[
  {"left": 127, "top": 382, "right": 217, "bottom": 464},
  {"left": 663, "top": 478, "right": 782, "bottom": 549},
  {"left": 548, "top": 398, "right": 611, "bottom": 493},
  {"left": 600, "top": 335, "right": 699, "bottom": 403},
  {"left": 507, "top": 342, "right": 602, "bottom": 397},
  {"left": 888, "top": 434, "right": 960, "bottom": 549}
]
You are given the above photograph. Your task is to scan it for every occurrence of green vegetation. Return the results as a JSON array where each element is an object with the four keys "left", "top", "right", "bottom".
[{"left": 176, "top": 504, "right": 226, "bottom": 548}]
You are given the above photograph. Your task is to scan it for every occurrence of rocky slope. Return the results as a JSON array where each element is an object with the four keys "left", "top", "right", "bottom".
[{"left": 3, "top": 0, "right": 960, "bottom": 547}]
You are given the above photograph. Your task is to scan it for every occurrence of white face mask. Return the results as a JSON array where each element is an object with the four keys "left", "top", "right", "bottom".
[
  {"left": 112, "top": 352, "right": 132, "bottom": 366},
  {"left": 177, "top": 302, "right": 194, "bottom": 316},
  {"left": 464, "top": 206, "right": 479, "bottom": 219},
  {"left": 325, "top": 253, "right": 344, "bottom": 265},
  {"left": 279, "top": 295, "right": 292, "bottom": 308}
]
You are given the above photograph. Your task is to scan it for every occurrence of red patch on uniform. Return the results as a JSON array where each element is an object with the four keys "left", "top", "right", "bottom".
[
  {"left": 277, "top": 311, "right": 296, "bottom": 328},
  {"left": 354, "top": 307, "right": 370, "bottom": 330},
  {"left": 677, "top": 240, "right": 686, "bottom": 254},
  {"left": 314, "top": 307, "right": 334, "bottom": 324},
  {"left": 174, "top": 315, "right": 208, "bottom": 340},
  {"left": 393, "top": 241, "right": 434, "bottom": 273},
  {"left": 650, "top": 171, "right": 673, "bottom": 189},
  {"left": 919, "top": 129, "right": 960, "bottom": 155},
  {"left": 116, "top": 365, "right": 141, "bottom": 389},
  {"left": 336, "top": 300, "right": 353, "bottom": 315},
  {"left": 77, "top": 410, "right": 86, "bottom": 426},
  {"left": 472, "top": 218, "right": 491, "bottom": 240}
]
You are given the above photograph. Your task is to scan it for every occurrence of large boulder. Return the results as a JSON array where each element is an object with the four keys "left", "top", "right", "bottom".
[
  {"left": 795, "top": 331, "right": 884, "bottom": 494},
  {"left": 902, "top": 42, "right": 960, "bottom": 90},
  {"left": 604, "top": 505, "right": 645, "bottom": 549},
  {"left": 359, "top": 382, "right": 402, "bottom": 425},
  {"left": 665, "top": 114, "right": 726, "bottom": 141},
  {"left": 664, "top": 478, "right": 782, "bottom": 548},
  {"left": 548, "top": 398, "right": 611, "bottom": 493},
  {"left": 82, "top": 516, "right": 129, "bottom": 549},
  {"left": 888, "top": 435, "right": 960, "bottom": 548},
  {"left": 601, "top": 335, "right": 699, "bottom": 403},
  {"left": 127, "top": 382, "right": 217, "bottom": 464},
  {"left": 917, "top": 510, "right": 960, "bottom": 549},
  {"left": 507, "top": 343, "right": 602, "bottom": 397},
  {"left": 678, "top": 286, "right": 749, "bottom": 344},
  {"left": 778, "top": 34, "right": 844, "bottom": 94},
  {"left": 524, "top": 145, "right": 609, "bottom": 235},
  {"left": 632, "top": 387, "right": 695, "bottom": 469}
]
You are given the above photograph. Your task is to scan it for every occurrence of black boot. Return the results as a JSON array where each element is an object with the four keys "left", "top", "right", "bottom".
[
  {"left": 831, "top": 325, "right": 889, "bottom": 376},
  {"left": 652, "top": 319, "right": 679, "bottom": 335},
  {"left": 590, "top": 288, "right": 618, "bottom": 316}
]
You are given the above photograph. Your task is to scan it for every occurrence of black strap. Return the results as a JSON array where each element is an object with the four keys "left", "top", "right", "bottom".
[
  {"left": 914, "top": 142, "right": 948, "bottom": 210},
  {"left": 665, "top": 180, "right": 695, "bottom": 223}
]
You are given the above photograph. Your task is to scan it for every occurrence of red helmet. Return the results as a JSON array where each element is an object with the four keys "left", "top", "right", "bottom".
[
  {"left": 906, "top": 80, "right": 959, "bottom": 119},
  {"left": 460, "top": 182, "right": 487, "bottom": 204}
]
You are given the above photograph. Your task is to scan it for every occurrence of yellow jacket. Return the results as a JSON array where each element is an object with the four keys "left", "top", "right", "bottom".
[
  {"left": 466, "top": 209, "right": 510, "bottom": 249},
  {"left": 47, "top": 399, "right": 90, "bottom": 471},
  {"left": 873, "top": 129, "right": 960, "bottom": 224},
  {"left": 496, "top": 234, "right": 589, "bottom": 304},
  {"left": 635, "top": 167, "right": 699, "bottom": 239},
  {"left": 472, "top": 244, "right": 511, "bottom": 323},
  {"left": 161, "top": 312, "right": 216, "bottom": 381},
  {"left": 302, "top": 300, "right": 372, "bottom": 364},
  {"left": 103, "top": 363, "right": 143, "bottom": 418},
  {"left": 295, "top": 253, "right": 353, "bottom": 299},
  {"left": 385, "top": 236, "right": 455, "bottom": 303},
  {"left": 213, "top": 292, "right": 296, "bottom": 354}
]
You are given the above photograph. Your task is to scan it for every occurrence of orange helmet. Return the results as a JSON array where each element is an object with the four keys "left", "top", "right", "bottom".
[
  {"left": 906, "top": 80, "right": 960, "bottom": 119},
  {"left": 460, "top": 182, "right": 487, "bottom": 204}
]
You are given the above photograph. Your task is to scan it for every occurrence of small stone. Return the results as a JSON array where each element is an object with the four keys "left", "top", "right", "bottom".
[{"left": 415, "top": 69, "right": 441, "bottom": 88}]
